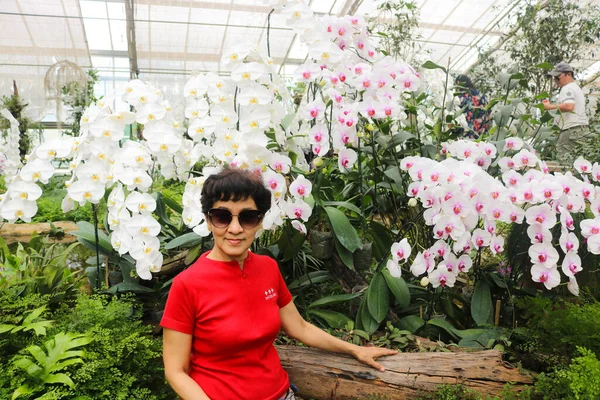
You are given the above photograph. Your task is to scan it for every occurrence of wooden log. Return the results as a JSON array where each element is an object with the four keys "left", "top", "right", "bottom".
[
  {"left": 0, "top": 221, "right": 78, "bottom": 244},
  {"left": 277, "top": 346, "right": 532, "bottom": 399}
]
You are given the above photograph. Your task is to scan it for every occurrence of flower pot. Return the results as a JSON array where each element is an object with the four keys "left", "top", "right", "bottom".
[
  {"left": 310, "top": 230, "right": 334, "bottom": 260},
  {"left": 353, "top": 242, "right": 373, "bottom": 270},
  {"left": 109, "top": 271, "right": 123, "bottom": 286}
]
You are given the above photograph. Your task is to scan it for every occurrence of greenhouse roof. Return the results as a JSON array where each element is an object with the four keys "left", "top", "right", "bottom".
[{"left": 1, "top": 0, "right": 599, "bottom": 116}]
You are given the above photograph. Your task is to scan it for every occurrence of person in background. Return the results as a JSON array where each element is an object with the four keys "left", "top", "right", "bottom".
[
  {"left": 454, "top": 74, "right": 492, "bottom": 139},
  {"left": 161, "top": 168, "right": 397, "bottom": 400},
  {"left": 542, "top": 62, "right": 591, "bottom": 165}
]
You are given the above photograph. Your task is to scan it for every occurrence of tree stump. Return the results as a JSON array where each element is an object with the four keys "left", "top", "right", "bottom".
[{"left": 277, "top": 346, "right": 532, "bottom": 399}]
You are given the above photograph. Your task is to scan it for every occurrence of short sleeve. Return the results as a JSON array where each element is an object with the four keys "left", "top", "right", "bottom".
[
  {"left": 160, "top": 275, "right": 196, "bottom": 335},
  {"left": 276, "top": 267, "right": 293, "bottom": 308},
  {"left": 560, "top": 86, "right": 575, "bottom": 104}
]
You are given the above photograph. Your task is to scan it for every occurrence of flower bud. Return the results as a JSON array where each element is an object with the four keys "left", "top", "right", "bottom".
[
  {"left": 319, "top": 80, "right": 326, "bottom": 87},
  {"left": 420, "top": 277, "right": 430, "bottom": 287},
  {"left": 408, "top": 198, "right": 418, "bottom": 207},
  {"left": 366, "top": 123, "right": 376, "bottom": 131},
  {"left": 313, "top": 157, "right": 324, "bottom": 167}
]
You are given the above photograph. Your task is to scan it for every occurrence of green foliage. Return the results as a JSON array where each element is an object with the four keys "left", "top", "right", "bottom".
[
  {"left": 0, "top": 92, "right": 42, "bottom": 161},
  {"left": 471, "top": 0, "right": 600, "bottom": 97},
  {"left": 415, "top": 383, "right": 481, "bottom": 400},
  {"left": 0, "top": 234, "right": 84, "bottom": 298},
  {"left": 48, "top": 294, "right": 172, "bottom": 399},
  {"left": 12, "top": 332, "right": 92, "bottom": 399},
  {"left": 515, "top": 296, "right": 600, "bottom": 370},
  {"left": 29, "top": 176, "right": 106, "bottom": 224},
  {"left": 367, "top": 0, "right": 421, "bottom": 62},
  {"left": 0, "top": 306, "right": 53, "bottom": 336},
  {"left": 0, "top": 291, "right": 172, "bottom": 399},
  {"left": 415, "top": 383, "right": 531, "bottom": 400},
  {"left": 61, "top": 69, "right": 99, "bottom": 137},
  {"left": 535, "top": 347, "right": 600, "bottom": 400}
]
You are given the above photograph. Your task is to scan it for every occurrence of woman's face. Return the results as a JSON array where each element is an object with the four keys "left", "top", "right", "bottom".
[{"left": 205, "top": 197, "right": 262, "bottom": 264}]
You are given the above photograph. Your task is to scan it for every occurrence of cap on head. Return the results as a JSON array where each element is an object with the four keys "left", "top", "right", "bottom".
[{"left": 548, "top": 62, "right": 574, "bottom": 77}]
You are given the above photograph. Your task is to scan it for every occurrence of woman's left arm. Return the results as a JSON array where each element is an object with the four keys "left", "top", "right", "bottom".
[{"left": 279, "top": 301, "right": 397, "bottom": 372}]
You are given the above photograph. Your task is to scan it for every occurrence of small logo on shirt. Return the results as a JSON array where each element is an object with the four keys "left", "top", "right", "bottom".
[{"left": 264, "top": 288, "right": 277, "bottom": 300}]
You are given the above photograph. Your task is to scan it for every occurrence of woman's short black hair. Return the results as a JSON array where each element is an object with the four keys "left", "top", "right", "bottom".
[
  {"left": 201, "top": 168, "right": 272, "bottom": 214},
  {"left": 455, "top": 74, "right": 474, "bottom": 90}
]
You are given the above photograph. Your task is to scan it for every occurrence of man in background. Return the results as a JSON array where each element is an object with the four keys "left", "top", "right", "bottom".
[{"left": 542, "top": 62, "right": 591, "bottom": 165}]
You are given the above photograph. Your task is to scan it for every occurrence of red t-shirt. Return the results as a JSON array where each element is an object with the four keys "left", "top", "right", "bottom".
[{"left": 161, "top": 251, "right": 293, "bottom": 400}]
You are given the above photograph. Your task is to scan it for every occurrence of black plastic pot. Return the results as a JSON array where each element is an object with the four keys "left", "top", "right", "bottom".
[
  {"left": 353, "top": 242, "right": 373, "bottom": 270},
  {"left": 310, "top": 229, "right": 334, "bottom": 260}
]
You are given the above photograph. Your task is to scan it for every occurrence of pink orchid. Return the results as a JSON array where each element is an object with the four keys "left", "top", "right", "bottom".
[
  {"left": 439, "top": 253, "right": 459, "bottom": 274},
  {"left": 561, "top": 253, "right": 582, "bottom": 278},
  {"left": 398, "top": 73, "right": 421, "bottom": 91},
  {"left": 431, "top": 240, "right": 450, "bottom": 259},
  {"left": 338, "top": 148, "right": 357, "bottom": 172},
  {"left": 386, "top": 259, "right": 402, "bottom": 278},
  {"left": 283, "top": 198, "right": 312, "bottom": 222},
  {"left": 590, "top": 197, "right": 600, "bottom": 217},
  {"left": 531, "top": 264, "right": 561, "bottom": 290},
  {"left": 502, "top": 170, "right": 524, "bottom": 188},
  {"left": 533, "top": 180, "right": 562, "bottom": 202},
  {"left": 391, "top": 238, "right": 412, "bottom": 263},
  {"left": 410, "top": 252, "right": 428, "bottom": 277},
  {"left": 263, "top": 170, "right": 287, "bottom": 194},
  {"left": 580, "top": 182, "right": 595, "bottom": 201},
  {"left": 559, "top": 230, "right": 579, "bottom": 253},
  {"left": 508, "top": 206, "right": 525, "bottom": 223},
  {"left": 291, "top": 220, "right": 307, "bottom": 235},
  {"left": 580, "top": 217, "right": 600, "bottom": 238},
  {"left": 528, "top": 242, "right": 559, "bottom": 267},
  {"left": 294, "top": 63, "right": 322, "bottom": 82},
  {"left": 433, "top": 215, "right": 466, "bottom": 241},
  {"left": 442, "top": 193, "right": 471, "bottom": 218},
  {"left": 527, "top": 224, "right": 552, "bottom": 244},
  {"left": 309, "top": 124, "right": 329, "bottom": 145},
  {"left": 568, "top": 277, "right": 580, "bottom": 296},
  {"left": 400, "top": 156, "right": 419, "bottom": 171},
  {"left": 429, "top": 267, "right": 457, "bottom": 288},
  {"left": 592, "top": 163, "right": 600, "bottom": 182},
  {"left": 587, "top": 234, "right": 600, "bottom": 254},
  {"left": 512, "top": 149, "right": 538, "bottom": 170},
  {"left": 312, "top": 140, "right": 330, "bottom": 157},
  {"left": 504, "top": 137, "right": 523, "bottom": 151},
  {"left": 485, "top": 218, "right": 497, "bottom": 235},
  {"left": 559, "top": 208, "right": 575, "bottom": 231},
  {"left": 471, "top": 228, "right": 491, "bottom": 250},
  {"left": 304, "top": 98, "right": 326, "bottom": 120},
  {"left": 289, "top": 175, "right": 312, "bottom": 199},
  {"left": 490, "top": 235, "right": 505, "bottom": 255},
  {"left": 269, "top": 154, "right": 292, "bottom": 174},
  {"left": 525, "top": 204, "right": 556, "bottom": 230},
  {"left": 498, "top": 156, "right": 517, "bottom": 172},
  {"left": 457, "top": 254, "right": 473, "bottom": 273},
  {"left": 574, "top": 157, "right": 592, "bottom": 175},
  {"left": 453, "top": 232, "right": 472, "bottom": 254}
]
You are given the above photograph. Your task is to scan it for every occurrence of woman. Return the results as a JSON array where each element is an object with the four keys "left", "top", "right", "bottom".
[
  {"left": 161, "top": 168, "right": 397, "bottom": 400},
  {"left": 454, "top": 74, "right": 491, "bottom": 139}
]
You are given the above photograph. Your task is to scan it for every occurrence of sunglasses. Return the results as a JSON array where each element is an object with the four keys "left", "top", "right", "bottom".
[{"left": 207, "top": 208, "right": 263, "bottom": 229}]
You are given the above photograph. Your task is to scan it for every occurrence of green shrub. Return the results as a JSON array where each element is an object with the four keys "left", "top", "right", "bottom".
[
  {"left": 414, "top": 383, "right": 531, "bottom": 400},
  {"left": 535, "top": 347, "right": 600, "bottom": 400},
  {"left": 0, "top": 291, "right": 172, "bottom": 400},
  {"left": 515, "top": 296, "right": 600, "bottom": 369},
  {"left": 415, "top": 384, "right": 481, "bottom": 400},
  {"left": 49, "top": 293, "right": 172, "bottom": 399}
]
